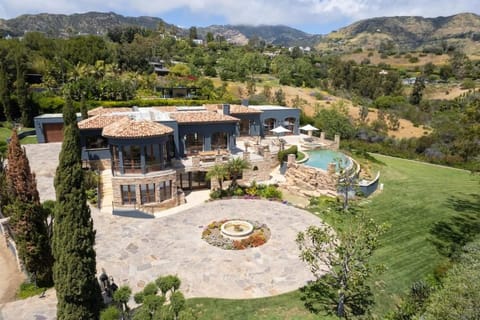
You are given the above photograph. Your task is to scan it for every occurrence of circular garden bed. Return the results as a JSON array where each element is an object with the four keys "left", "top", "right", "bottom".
[{"left": 202, "top": 219, "right": 271, "bottom": 250}]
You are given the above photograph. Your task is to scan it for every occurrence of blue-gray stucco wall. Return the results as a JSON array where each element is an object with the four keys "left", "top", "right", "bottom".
[
  {"left": 258, "top": 108, "right": 300, "bottom": 136},
  {"left": 34, "top": 114, "right": 81, "bottom": 143},
  {"left": 231, "top": 113, "right": 262, "bottom": 136}
]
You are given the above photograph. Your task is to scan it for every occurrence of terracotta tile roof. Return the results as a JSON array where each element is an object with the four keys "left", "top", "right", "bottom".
[
  {"left": 203, "top": 104, "right": 262, "bottom": 114},
  {"left": 102, "top": 117, "right": 173, "bottom": 139},
  {"left": 229, "top": 104, "right": 262, "bottom": 114},
  {"left": 88, "top": 106, "right": 132, "bottom": 116},
  {"left": 169, "top": 111, "right": 239, "bottom": 124},
  {"left": 78, "top": 114, "right": 129, "bottom": 130}
]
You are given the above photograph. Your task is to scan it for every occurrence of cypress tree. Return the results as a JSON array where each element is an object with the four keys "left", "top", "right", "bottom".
[
  {"left": 5, "top": 130, "right": 53, "bottom": 286},
  {"left": 14, "top": 48, "right": 30, "bottom": 127},
  {"left": 53, "top": 99, "right": 102, "bottom": 319},
  {"left": 0, "top": 62, "right": 12, "bottom": 122}
]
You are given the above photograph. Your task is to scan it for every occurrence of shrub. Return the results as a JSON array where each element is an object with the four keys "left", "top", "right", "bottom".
[
  {"left": 143, "top": 282, "right": 158, "bottom": 296},
  {"left": 209, "top": 190, "right": 222, "bottom": 199},
  {"left": 17, "top": 282, "right": 47, "bottom": 299},
  {"left": 409, "top": 56, "right": 419, "bottom": 63},
  {"left": 277, "top": 145, "right": 298, "bottom": 163},
  {"left": 461, "top": 78, "right": 476, "bottom": 89},
  {"left": 260, "top": 185, "right": 282, "bottom": 200},
  {"left": 100, "top": 306, "right": 121, "bottom": 320},
  {"left": 233, "top": 187, "right": 244, "bottom": 196},
  {"left": 245, "top": 181, "right": 258, "bottom": 196},
  {"left": 134, "top": 292, "right": 145, "bottom": 304},
  {"left": 85, "top": 188, "right": 98, "bottom": 205}
]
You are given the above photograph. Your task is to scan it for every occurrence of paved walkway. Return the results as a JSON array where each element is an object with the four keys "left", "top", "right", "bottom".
[{"left": 0, "top": 199, "right": 324, "bottom": 320}]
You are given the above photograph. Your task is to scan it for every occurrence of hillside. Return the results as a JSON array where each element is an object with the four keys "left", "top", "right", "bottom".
[
  {"left": 0, "top": 11, "right": 320, "bottom": 46},
  {"left": 2, "top": 11, "right": 480, "bottom": 52},
  {"left": 197, "top": 24, "right": 322, "bottom": 46},
  {"left": 0, "top": 12, "right": 180, "bottom": 37},
  {"left": 212, "top": 78, "right": 427, "bottom": 139},
  {"left": 319, "top": 13, "right": 480, "bottom": 54}
]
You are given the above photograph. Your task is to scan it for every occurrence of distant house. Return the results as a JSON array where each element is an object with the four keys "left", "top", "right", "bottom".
[
  {"left": 402, "top": 77, "right": 417, "bottom": 85},
  {"left": 155, "top": 87, "right": 200, "bottom": 99},
  {"left": 149, "top": 61, "right": 170, "bottom": 76},
  {"left": 192, "top": 39, "right": 204, "bottom": 45}
]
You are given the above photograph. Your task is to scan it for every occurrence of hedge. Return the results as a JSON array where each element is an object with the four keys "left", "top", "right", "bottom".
[{"left": 277, "top": 145, "right": 298, "bottom": 163}]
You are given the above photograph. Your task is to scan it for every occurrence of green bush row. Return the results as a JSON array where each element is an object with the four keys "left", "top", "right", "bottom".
[{"left": 210, "top": 182, "right": 282, "bottom": 200}]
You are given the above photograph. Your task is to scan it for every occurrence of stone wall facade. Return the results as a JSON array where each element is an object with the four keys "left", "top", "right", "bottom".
[
  {"left": 283, "top": 162, "right": 338, "bottom": 198},
  {"left": 111, "top": 170, "right": 179, "bottom": 210}
]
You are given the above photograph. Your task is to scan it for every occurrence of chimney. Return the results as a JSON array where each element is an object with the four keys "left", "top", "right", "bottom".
[{"left": 241, "top": 99, "right": 249, "bottom": 107}]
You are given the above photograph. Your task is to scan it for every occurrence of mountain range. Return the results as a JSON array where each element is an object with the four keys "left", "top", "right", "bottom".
[{"left": 1, "top": 11, "right": 479, "bottom": 53}]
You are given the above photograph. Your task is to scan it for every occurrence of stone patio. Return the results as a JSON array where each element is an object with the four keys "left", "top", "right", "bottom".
[
  {"left": 0, "top": 142, "right": 327, "bottom": 320},
  {"left": 1, "top": 198, "right": 325, "bottom": 320}
]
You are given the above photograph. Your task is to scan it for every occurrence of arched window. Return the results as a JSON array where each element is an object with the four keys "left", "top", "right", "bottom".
[
  {"left": 264, "top": 118, "right": 276, "bottom": 135},
  {"left": 284, "top": 117, "right": 296, "bottom": 133},
  {"left": 211, "top": 132, "right": 228, "bottom": 150}
]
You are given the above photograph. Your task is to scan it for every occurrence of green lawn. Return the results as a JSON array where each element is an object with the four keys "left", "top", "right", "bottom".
[
  {"left": 188, "top": 291, "right": 334, "bottom": 320},
  {"left": 362, "top": 155, "right": 479, "bottom": 314},
  {"left": 0, "top": 124, "right": 37, "bottom": 145},
  {"left": 186, "top": 155, "right": 479, "bottom": 319},
  {"left": 0, "top": 126, "right": 11, "bottom": 142}
]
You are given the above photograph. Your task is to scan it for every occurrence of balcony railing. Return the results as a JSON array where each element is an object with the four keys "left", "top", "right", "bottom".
[{"left": 112, "top": 160, "right": 172, "bottom": 175}]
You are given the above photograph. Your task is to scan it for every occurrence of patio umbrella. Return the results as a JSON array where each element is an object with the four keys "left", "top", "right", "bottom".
[
  {"left": 299, "top": 124, "right": 319, "bottom": 136},
  {"left": 270, "top": 125, "right": 291, "bottom": 134},
  {"left": 270, "top": 126, "right": 291, "bottom": 150}
]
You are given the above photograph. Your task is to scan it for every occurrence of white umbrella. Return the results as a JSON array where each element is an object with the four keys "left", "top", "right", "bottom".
[
  {"left": 299, "top": 124, "right": 318, "bottom": 136},
  {"left": 270, "top": 125, "right": 291, "bottom": 134},
  {"left": 299, "top": 124, "right": 318, "bottom": 131}
]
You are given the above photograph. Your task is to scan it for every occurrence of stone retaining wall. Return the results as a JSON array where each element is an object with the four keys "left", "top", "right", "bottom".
[{"left": 283, "top": 162, "right": 337, "bottom": 198}]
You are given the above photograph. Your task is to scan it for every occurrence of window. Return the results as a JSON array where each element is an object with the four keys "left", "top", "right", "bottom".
[
  {"left": 284, "top": 117, "right": 296, "bottom": 133},
  {"left": 211, "top": 132, "right": 228, "bottom": 150},
  {"left": 86, "top": 136, "right": 108, "bottom": 149},
  {"left": 159, "top": 180, "right": 172, "bottom": 202},
  {"left": 121, "top": 185, "right": 136, "bottom": 204},
  {"left": 264, "top": 118, "right": 276, "bottom": 134},
  {"left": 239, "top": 119, "right": 250, "bottom": 135},
  {"left": 185, "top": 133, "right": 203, "bottom": 155},
  {"left": 144, "top": 144, "right": 161, "bottom": 172},
  {"left": 122, "top": 145, "right": 142, "bottom": 173},
  {"left": 140, "top": 183, "right": 156, "bottom": 204}
]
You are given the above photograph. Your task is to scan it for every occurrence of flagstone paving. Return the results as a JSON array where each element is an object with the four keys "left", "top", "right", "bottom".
[
  {"left": 1, "top": 199, "right": 325, "bottom": 319},
  {"left": 2, "top": 142, "right": 327, "bottom": 319}
]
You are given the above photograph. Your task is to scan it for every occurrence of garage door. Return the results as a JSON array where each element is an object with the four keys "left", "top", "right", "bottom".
[{"left": 43, "top": 123, "right": 64, "bottom": 142}]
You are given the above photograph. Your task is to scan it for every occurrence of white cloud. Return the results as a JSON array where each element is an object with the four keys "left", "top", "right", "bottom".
[{"left": 0, "top": 0, "right": 479, "bottom": 30}]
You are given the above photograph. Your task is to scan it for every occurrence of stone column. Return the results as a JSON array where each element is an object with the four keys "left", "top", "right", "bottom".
[
  {"left": 320, "top": 131, "right": 325, "bottom": 141},
  {"left": 287, "top": 153, "right": 296, "bottom": 165},
  {"left": 334, "top": 134, "right": 340, "bottom": 150},
  {"left": 192, "top": 156, "right": 200, "bottom": 168},
  {"left": 327, "top": 162, "right": 336, "bottom": 175}
]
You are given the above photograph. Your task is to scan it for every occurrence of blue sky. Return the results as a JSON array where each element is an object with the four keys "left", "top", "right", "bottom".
[{"left": 0, "top": 0, "right": 479, "bottom": 34}]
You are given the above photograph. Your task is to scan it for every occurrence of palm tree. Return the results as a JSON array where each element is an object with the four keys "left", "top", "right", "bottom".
[
  {"left": 226, "top": 157, "right": 250, "bottom": 190},
  {"left": 206, "top": 164, "right": 228, "bottom": 190}
]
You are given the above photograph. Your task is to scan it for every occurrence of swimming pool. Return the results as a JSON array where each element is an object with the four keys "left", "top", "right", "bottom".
[{"left": 304, "top": 149, "right": 351, "bottom": 171}]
